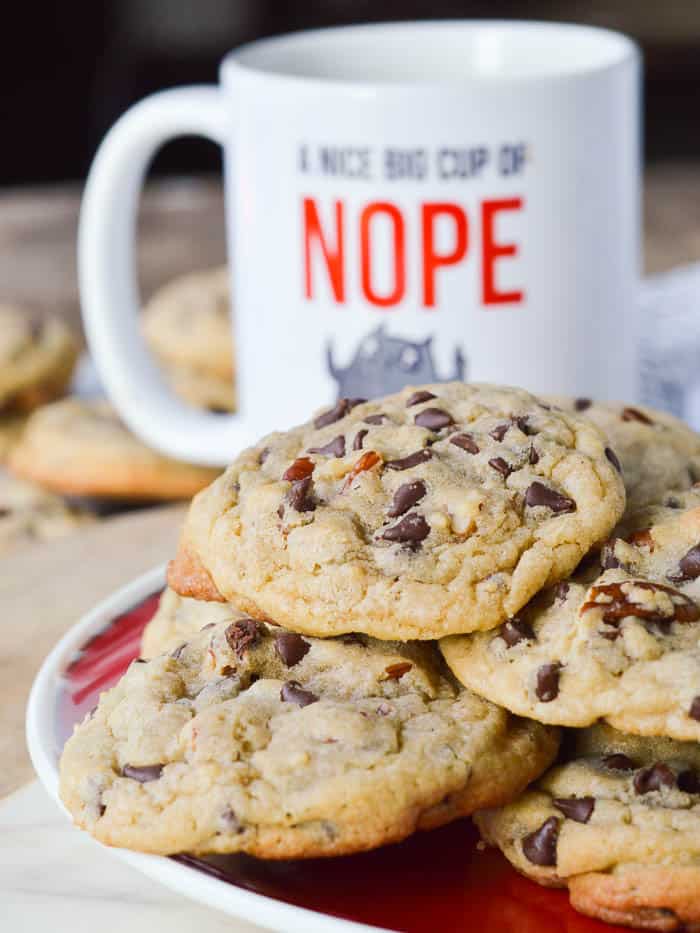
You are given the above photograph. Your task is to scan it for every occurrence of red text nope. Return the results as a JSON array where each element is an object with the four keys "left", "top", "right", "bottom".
[{"left": 302, "top": 197, "right": 524, "bottom": 310}]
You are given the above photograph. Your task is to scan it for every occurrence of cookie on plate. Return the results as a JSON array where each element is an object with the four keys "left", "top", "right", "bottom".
[
  {"left": 59, "top": 614, "right": 560, "bottom": 857},
  {"left": 0, "top": 470, "right": 93, "bottom": 556},
  {"left": 8, "top": 398, "right": 220, "bottom": 500},
  {"left": 168, "top": 382, "right": 625, "bottom": 641},
  {"left": 475, "top": 726, "right": 700, "bottom": 931},
  {"left": 551, "top": 398, "right": 700, "bottom": 512},
  {"left": 0, "top": 305, "right": 78, "bottom": 413},
  {"left": 140, "top": 587, "right": 236, "bottom": 659},
  {"left": 142, "top": 267, "right": 235, "bottom": 413},
  {"left": 441, "top": 498, "right": 700, "bottom": 741}
]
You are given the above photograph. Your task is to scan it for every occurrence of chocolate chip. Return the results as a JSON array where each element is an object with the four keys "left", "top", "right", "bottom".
[
  {"left": 553, "top": 796, "right": 595, "bottom": 823},
  {"left": 605, "top": 447, "right": 622, "bottom": 473},
  {"left": 406, "top": 390, "right": 436, "bottom": 407},
  {"left": 314, "top": 398, "right": 365, "bottom": 429},
  {"left": 450, "top": 433, "right": 479, "bottom": 454},
  {"left": 381, "top": 513, "right": 430, "bottom": 545},
  {"left": 600, "top": 540, "right": 622, "bottom": 570},
  {"left": 678, "top": 769, "right": 700, "bottom": 794},
  {"left": 512, "top": 415, "right": 536, "bottom": 436},
  {"left": 225, "top": 619, "right": 264, "bottom": 658},
  {"left": 282, "top": 457, "right": 314, "bottom": 482},
  {"left": 528, "top": 446, "right": 539, "bottom": 465},
  {"left": 522, "top": 817, "right": 559, "bottom": 866},
  {"left": 414, "top": 408, "right": 454, "bottom": 431},
  {"left": 602, "top": 753, "right": 636, "bottom": 771},
  {"left": 218, "top": 807, "right": 244, "bottom": 834},
  {"left": 525, "top": 482, "right": 576, "bottom": 514},
  {"left": 280, "top": 680, "right": 318, "bottom": 707},
  {"left": 634, "top": 763, "right": 676, "bottom": 795},
  {"left": 353, "top": 429, "right": 368, "bottom": 451},
  {"left": 575, "top": 398, "right": 592, "bottom": 412},
  {"left": 285, "top": 476, "right": 315, "bottom": 513},
  {"left": 275, "top": 632, "right": 311, "bottom": 667},
  {"left": 382, "top": 661, "right": 413, "bottom": 680},
  {"left": 364, "top": 414, "right": 386, "bottom": 425},
  {"left": 29, "top": 318, "right": 44, "bottom": 341},
  {"left": 122, "top": 763, "right": 164, "bottom": 783},
  {"left": 668, "top": 544, "right": 700, "bottom": 583},
  {"left": 622, "top": 406, "right": 653, "bottom": 425},
  {"left": 308, "top": 435, "right": 346, "bottom": 458},
  {"left": 488, "top": 457, "right": 511, "bottom": 478},
  {"left": 388, "top": 480, "right": 427, "bottom": 518},
  {"left": 535, "top": 662, "right": 562, "bottom": 702},
  {"left": 385, "top": 449, "right": 432, "bottom": 471},
  {"left": 500, "top": 617, "right": 536, "bottom": 647},
  {"left": 690, "top": 696, "right": 700, "bottom": 721},
  {"left": 490, "top": 423, "right": 509, "bottom": 442}
]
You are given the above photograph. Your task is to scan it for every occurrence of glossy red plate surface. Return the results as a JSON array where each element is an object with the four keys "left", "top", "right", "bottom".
[{"left": 58, "top": 593, "right": 627, "bottom": 933}]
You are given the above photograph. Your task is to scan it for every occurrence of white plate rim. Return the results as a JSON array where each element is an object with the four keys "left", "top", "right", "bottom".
[{"left": 26, "top": 563, "right": 387, "bottom": 933}]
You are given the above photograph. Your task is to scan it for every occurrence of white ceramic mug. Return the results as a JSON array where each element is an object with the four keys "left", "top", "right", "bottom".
[{"left": 79, "top": 20, "right": 640, "bottom": 466}]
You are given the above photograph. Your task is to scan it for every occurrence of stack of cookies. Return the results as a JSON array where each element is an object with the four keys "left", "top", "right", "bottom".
[
  {"left": 0, "top": 272, "right": 230, "bottom": 555},
  {"left": 59, "top": 382, "right": 700, "bottom": 930}
]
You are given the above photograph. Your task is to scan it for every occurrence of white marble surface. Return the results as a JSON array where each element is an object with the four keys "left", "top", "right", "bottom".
[{"left": 0, "top": 781, "right": 263, "bottom": 933}]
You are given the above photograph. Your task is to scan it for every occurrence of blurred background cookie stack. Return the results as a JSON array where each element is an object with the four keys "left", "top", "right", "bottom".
[{"left": 0, "top": 267, "right": 231, "bottom": 557}]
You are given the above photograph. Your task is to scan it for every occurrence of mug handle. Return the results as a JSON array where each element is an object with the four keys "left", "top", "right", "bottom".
[{"left": 79, "top": 86, "right": 243, "bottom": 467}]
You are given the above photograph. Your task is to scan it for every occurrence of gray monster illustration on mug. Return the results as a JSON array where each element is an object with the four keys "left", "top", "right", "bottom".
[{"left": 327, "top": 324, "right": 466, "bottom": 399}]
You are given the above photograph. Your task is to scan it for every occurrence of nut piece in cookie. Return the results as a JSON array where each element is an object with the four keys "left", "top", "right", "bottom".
[
  {"left": 59, "top": 614, "right": 559, "bottom": 857},
  {"left": 475, "top": 725, "right": 700, "bottom": 931},
  {"left": 168, "top": 382, "right": 625, "bottom": 640}
]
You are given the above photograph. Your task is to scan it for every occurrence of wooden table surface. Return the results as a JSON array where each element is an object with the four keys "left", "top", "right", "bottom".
[{"left": 2, "top": 164, "right": 700, "bottom": 799}]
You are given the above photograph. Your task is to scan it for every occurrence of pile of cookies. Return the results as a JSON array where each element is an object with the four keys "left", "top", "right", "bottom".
[
  {"left": 0, "top": 268, "right": 232, "bottom": 555},
  {"left": 59, "top": 382, "right": 700, "bottom": 930}
]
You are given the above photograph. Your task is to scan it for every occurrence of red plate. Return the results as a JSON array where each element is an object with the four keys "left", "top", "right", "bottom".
[{"left": 58, "top": 592, "right": 627, "bottom": 933}]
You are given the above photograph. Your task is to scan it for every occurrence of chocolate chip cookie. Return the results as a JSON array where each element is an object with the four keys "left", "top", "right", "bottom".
[
  {"left": 168, "top": 382, "right": 625, "bottom": 640},
  {"left": 59, "top": 613, "right": 559, "bottom": 858},
  {"left": 475, "top": 726, "right": 700, "bottom": 931},
  {"left": 8, "top": 398, "right": 220, "bottom": 500},
  {"left": 0, "top": 305, "right": 78, "bottom": 413},
  {"left": 142, "top": 267, "right": 235, "bottom": 413},
  {"left": 141, "top": 587, "right": 236, "bottom": 659},
  {"left": 551, "top": 397, "right": 700, "bottom": 512},
  {"left": 441, "top": 498, "right": 700, "bottom": 740}
]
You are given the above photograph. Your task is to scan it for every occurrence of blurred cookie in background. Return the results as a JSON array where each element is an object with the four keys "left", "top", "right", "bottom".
[
  {"left": 142, "top": 267, "right": 236, "bottom": 413},
  {"left": 0, "top": 470, "right": 94, "bottom": 556},
  {"left": 549, "top": 397, "right": 700, "bottom": 512},
  {"left": 8, "top": 397, "right": 220, "bottom": 501},
  {"left": 0, "top": 304, "right": 78, "bottom": 414},
  {"left": 0, "top": 414, "right": 27, "bottom": 463}
]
